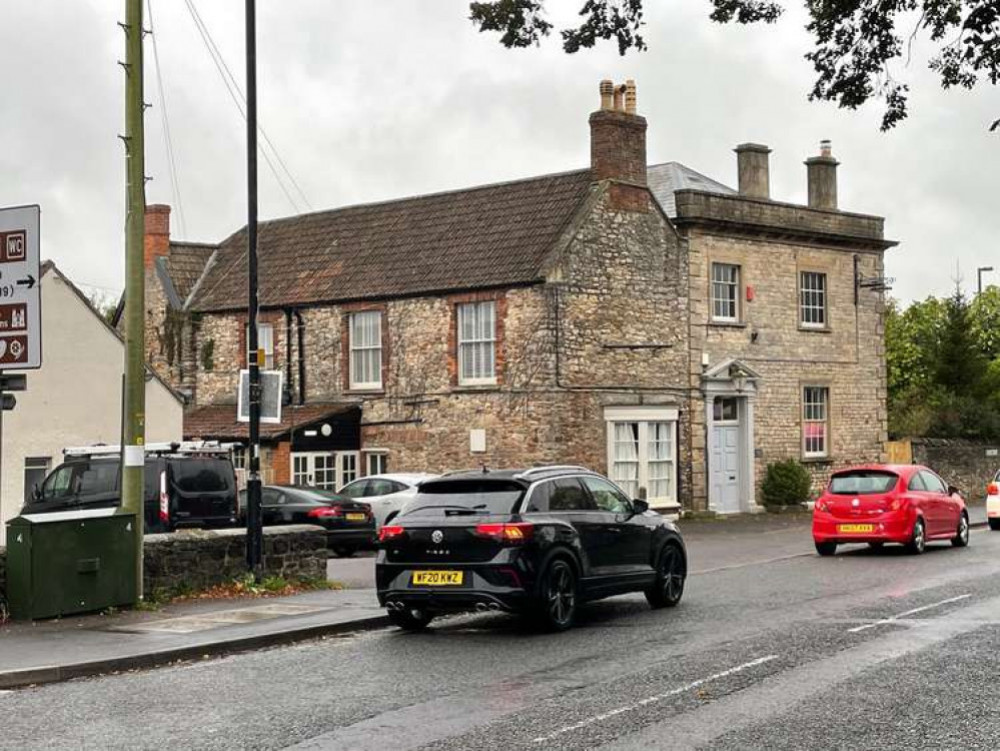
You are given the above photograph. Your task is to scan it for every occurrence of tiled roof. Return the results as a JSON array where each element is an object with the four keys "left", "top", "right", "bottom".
[
  {"left": 647, "top": 162, "right": 735, "bottom": 217},
  {"left": 183, "top": 402, "right": 359, "bottom": 441},
  {"left": 188, "top": 169, "right": 595, "bottom": 312},
  {"left": 166, "top": 243, "right": 217, "bottom": 304}
]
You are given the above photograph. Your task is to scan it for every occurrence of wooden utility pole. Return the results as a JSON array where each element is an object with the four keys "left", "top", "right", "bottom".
[
  {"left": 245, "top": 0, "right": 264, "bottom": 578},
  {"left": 121, "top": 0, "right": 146, "bottom": 599}
]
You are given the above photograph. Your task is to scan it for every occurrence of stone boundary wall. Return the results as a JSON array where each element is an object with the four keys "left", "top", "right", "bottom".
[
  {"left": 0, "top": 526, "right": 326, "bottom": 605},
  {"left": 911, "top": 438, "right": 1000, "bottom": 503}
]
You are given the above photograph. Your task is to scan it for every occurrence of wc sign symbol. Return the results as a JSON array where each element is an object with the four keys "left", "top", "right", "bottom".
[{"left": 5, "top": 231, "right": 24, "bottom": 261}]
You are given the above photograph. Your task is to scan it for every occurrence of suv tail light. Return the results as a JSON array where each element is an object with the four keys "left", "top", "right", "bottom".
[
  {"left": 988, "top": 483, "right": 999, "bottom": 496},
  {"left": 474, "top": 522, "right": 534, "bottom": 544},
  {"left": 308, "top": 506, "right": 343, "bottom": 519},
  {"left": 159, "top": 471, "right": 169, "bottom": 523},
  {"left": 378, "top": 525, "right": 406, "bottom": 542}
]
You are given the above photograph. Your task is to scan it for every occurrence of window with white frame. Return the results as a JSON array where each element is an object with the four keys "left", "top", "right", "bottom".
[
  {"left": 605, "top": 407, "right": 678, "bottom": 506},
  {"left": 803, "top": 386, "right": 830, "bottom": 458},
  {"left": 349, "top": 311, "right": 383, "bottom": 389},
  {"left": 711, "top": 263, "right": 740, "bottom": 322},
  {"left": 340, "top": 452, "right": 358, "bottom": 486},
  {"left": 246, "top": 323, "right": 275, "bottom": 369},
  {"left": 231, "top": 447, "right": 247, "bottom": 470},
  {"left": 457, "top": 301, "right": 497, "bottom": 385},
  {"left": 365, "top": 452, "right": 388, "bottom": 476},
  {"left": 800, "top": 271, "right": 828, "bottom": 328},
  {"left": 23, "top": 456, "right": 51, "bottom": 502}
]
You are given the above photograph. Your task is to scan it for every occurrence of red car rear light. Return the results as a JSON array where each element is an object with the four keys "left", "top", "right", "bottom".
[
  {"left": 474, "top": 522, "right": 534, "bottom": 544},
  {"left": 989, "top": 483, "right": 999, "bottom": 496},
  {"left": 308, "top": 506, "right": 343, "bottom": 519},
  {"left": 814, "top": 498, "right": 830, "bottom": 513},
  {"left": 889, "top": 497, "right": 904, "bottom": 511},
  {"left": 378, "top": 525, "right": 406, "bottom": 542}
]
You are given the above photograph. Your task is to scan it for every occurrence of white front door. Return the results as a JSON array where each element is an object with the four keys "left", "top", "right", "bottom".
[
  {"left": 711, "top": 424, "right": 741, "bottom": 514},
  {"left": 291, "top": 451, "right": 359, "bottom": 490}
]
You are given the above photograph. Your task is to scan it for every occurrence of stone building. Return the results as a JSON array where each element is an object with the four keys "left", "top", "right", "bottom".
[{"left": 142, "top": 80, "right": 895, "bottom": 514}]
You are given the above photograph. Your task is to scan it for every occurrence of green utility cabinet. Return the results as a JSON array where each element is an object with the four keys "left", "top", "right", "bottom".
[{"left": 5, "top": 509, "right": 137, "bottom": 620}]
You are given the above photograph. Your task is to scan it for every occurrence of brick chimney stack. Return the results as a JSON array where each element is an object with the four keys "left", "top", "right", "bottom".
[
  {"left": 144, "top": 204, "right": 171, "bottom": 270},
  {"left": 805, "top": 140, "right": 839, "bottom": 210},
  {"left": 734, "top": 143, "right": 771, "bottom": 199},
  {"left": 589, "top": 79, "right": 647, "bottom": 186}
]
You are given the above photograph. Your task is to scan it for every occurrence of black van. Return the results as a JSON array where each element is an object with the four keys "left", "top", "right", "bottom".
[{"left": 23, "top": 454, "right": 239, "bottom": 533}]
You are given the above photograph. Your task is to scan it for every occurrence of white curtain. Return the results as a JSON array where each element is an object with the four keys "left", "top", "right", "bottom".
[
  {"left": 351, "top": 312, "right": 382, "bottom": 387},
  {"left": 613, "top": 422, "right": 640, "bottom": 497}
]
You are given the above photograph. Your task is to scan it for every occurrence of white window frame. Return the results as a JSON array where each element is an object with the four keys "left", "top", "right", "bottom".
[
  {"left": 349, "top": 311, "right": 383, "bottom": 390},
  {"left": 604, "top": 406, "right": 679, "bottom": 506},
  {"left": 799, "top": 271, "right": 828, "bottom": 329},
  {"left": 711, "top": 263, "right": 740, "bottom": 323},
  {"left": 802, "top": 386, "right": 830, "bottom": 458},
  {"left": 457, "top": 301, "right": 497, "bottom": 386},
  {"left": 365, "top": 451, "right": 388, "bottom": 476},
  {"left": 246, "top": 323, "right": 275, "bottom": 369},
  {"left": 291, "top": 451, "right": 360, "bottom": 490}
]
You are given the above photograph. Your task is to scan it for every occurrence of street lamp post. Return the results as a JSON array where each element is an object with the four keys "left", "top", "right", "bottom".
[{"left": 978, "top": 266, "right": 994, "bottom": 295}]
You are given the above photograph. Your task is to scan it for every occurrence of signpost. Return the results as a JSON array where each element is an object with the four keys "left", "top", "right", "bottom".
[
  {"left": 0, "top": 206, "right": 41, "bottom": 371},
  {"left": 0, "top": 205, "right": 40, "bottom": 521}
]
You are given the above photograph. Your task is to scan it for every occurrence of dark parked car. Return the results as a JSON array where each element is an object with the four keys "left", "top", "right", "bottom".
[
  {"left": 375, "top": 466, "right": 686, "bottom": 632},
  {"left": 240, "top": 485, "right": 375, "bottom": 557},
  {"left": 23, "top": 452, "right": 238, "bottom": 533}
]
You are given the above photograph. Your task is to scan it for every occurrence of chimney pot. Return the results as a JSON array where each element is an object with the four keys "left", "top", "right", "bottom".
[
  {"left": 613, "top": 85, "right": 625, "bottom": 112},
  {"left": 734, "top": 143, "right": 771, "bottom": 200},
  {"left": 625, "top": 80, "right": 637, "bottom": 115},
  {"left": 599, "top": 80, "right": 614, "bottom": 111},
  {"left": 820, "top": 139, "right": 832, "bottom": 157}
]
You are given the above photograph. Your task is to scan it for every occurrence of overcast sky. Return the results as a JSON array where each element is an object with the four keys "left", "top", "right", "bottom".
[{"left": 1, "top": 1, "right": 997, "bottom": 305}]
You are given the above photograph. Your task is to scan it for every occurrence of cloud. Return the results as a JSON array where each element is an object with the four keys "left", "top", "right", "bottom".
[{"left": 1, "top": 0, "right": 996, "bottom": 302}]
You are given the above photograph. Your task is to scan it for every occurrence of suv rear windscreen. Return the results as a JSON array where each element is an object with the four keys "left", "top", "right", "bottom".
[
  {"left": 170, "top": 460, "right": 232, "bottom": 493},
  {"left": 402, "top": 479, "right": 523, "bottom": 516},
  {"left": 829, "top": 471, "right": 898, "bottom": 495}
]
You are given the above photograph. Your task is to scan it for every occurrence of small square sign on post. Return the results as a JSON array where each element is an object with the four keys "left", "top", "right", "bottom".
[{"left": 0, "top": 205, "right": 41, "bottom": 371}]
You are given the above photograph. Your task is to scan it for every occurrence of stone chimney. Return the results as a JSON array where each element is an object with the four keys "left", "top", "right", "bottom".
[
  {"left": 734, "top": 143, "right": 771, "bottom": 199},
  {"left": 805, "top": 140, "right": 838, "bottom": 210},
  {"left": 589, "top": 79, "right": 647, "bottom": 186},
  {"left": 144, "top": 204, "right": 171, "bottom": 270}
]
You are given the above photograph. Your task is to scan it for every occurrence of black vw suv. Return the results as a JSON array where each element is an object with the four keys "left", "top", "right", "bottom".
[{"left": 375, "top": 466, "right": 686, "bottom": 632}]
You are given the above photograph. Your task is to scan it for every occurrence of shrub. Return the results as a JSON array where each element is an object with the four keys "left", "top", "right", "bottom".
[{"left": 761, "top": 459, "right": 812, "bottom": 507}]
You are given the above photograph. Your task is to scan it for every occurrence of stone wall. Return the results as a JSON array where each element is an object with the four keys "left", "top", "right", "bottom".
[
  {"left": 0, "top": 528, "right": 324, "bottom": 607},
  {"left": 911, "top": 438, "right": 1000, "bottom": 503},
  {"left": 685, "top": 226, "right": 888, "bottom": 509},
  {"left": 143, "top": 525, "right": 327, "bottom": 595}
]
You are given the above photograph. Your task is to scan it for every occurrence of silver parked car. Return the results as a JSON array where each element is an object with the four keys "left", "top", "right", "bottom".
[{"left": 337, "top": 473, "right": 438, "bottom": 529}]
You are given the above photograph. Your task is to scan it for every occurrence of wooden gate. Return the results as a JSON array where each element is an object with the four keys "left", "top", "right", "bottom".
[{"left": 886, "top": 439, "right": 913, "bottom": 464}]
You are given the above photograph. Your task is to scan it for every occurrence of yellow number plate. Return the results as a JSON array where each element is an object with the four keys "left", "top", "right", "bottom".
[
  {"left": 345, "top": 513, "right": 366, "bottom": 522},
  {"left": 837, "top": 524, "right": 875, "bottom": 533},
  {"left": 412, "top": 570, "right": 464, "bottom": 586}
]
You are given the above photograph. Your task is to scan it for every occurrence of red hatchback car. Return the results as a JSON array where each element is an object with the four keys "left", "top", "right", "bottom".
[{"left": 812, "top": 465, "right": 969, "bottom": 556}]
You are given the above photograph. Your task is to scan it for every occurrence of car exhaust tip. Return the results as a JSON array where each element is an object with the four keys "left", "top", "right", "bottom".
[
  {"left": 475, "top": 603, "right": 488, "bottom": 612},
  {"left": 488, "top": 603, "right": 501, "bottom": 611}
]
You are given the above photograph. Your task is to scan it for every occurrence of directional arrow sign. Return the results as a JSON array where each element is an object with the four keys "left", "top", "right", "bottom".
[{"left": 0, "top": 205, "right": 41, "bottom": 370}]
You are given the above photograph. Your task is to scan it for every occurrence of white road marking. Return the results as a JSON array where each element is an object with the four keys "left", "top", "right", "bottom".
[
  {"left": 531, "top": 654, "right": 778, "bottom": 744},
  {"left": 847, "top": 594, "right": 973, "bottom": 633}
]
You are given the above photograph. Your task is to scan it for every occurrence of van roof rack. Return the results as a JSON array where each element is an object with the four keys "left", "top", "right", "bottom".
[{"left": 63, "top": 441, "right": 240, "bottom": 458}]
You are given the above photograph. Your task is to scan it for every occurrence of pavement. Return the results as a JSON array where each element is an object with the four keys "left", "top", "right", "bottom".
[{"left": 0, "top": 503, "right": 988, "bottom": 692}]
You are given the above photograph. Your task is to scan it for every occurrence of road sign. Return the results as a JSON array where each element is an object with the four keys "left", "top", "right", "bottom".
[
  {"left": 237, "top": 369, "right": 282, "bottom": 424},
  {"left": 0, "top": 205, "right": 41, "bottom": 370}
]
